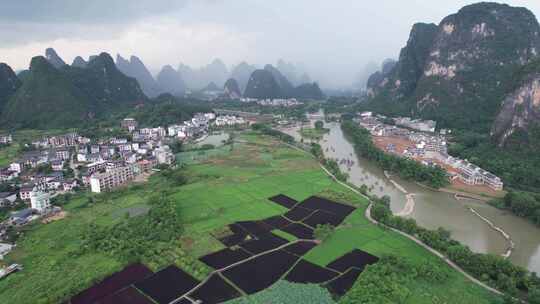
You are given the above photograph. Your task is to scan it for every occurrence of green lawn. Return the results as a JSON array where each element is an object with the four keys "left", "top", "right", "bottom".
[
  {"left": 272, "top": 230, "right": 298, "bottom": 242},
  {"left": 299, "top": 127, "right": 329, "bottom": 140},
  {"left": 0, "top": 131, "right": 501, "bottom": 304},
  {"left": 0, "top": 143, "right": 20, "bottom": 167}
]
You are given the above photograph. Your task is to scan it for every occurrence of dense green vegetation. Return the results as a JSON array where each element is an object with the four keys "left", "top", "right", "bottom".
[
  {"left": 0, "top": 63, "right": 21, "bottom": 114},
  {"left": 251, "top": 123, "right": 295, "bottom": 143},
  {"left": 303, "top": 191, "right": 499, "bottom": 304},
  {"left": 448, "top": 129, "right": 540, "bottom": 193},
  {"left": 300, "top": 126, "right": 329, "bottom": 140},
  {"left": 341, "top": 120, "right": 449, "bottom": 188},
  {"left": 490, "top": 191, "right": 540, "bottom": 226},
  {"left": 2, "top": 53, "right": 146, "bottom": 130},
  {"left": 227, "top": 281, "right": 335, "bottom": 304},
  {"left": 364, "top": 3, "right": 540, "bottom": 134},
  {"left": 371, "top": 199, "right": 540, "bottom": 302},
  {"left": 340, "top": 255, "right": 450, "bottom": 303},
  {"left": 313, "top": 223, "right": 335, "bottom": 242}
]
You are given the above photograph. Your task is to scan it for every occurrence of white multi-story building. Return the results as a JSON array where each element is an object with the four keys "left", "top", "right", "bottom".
[
  {"left": 30, "top": 190, "right": 50, "bottom": 212},
  {"left": 154, "top": 146, "right": 175, "bottom": 165},
  {"left": 90, "top": 166, "right": 134, "bottom": 193},
  {"left": 215, "top": 115, "right": 246, "bottom": 127},
  {"left": 456, "top": 161, "right": 504, "bottom": 191},
  {"left": 121, "top": 118, "right": 138, "bottom": 132}
]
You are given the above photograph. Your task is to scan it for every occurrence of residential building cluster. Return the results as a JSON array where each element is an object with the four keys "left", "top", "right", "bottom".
[
  {"left": 257, "top": 98, "right": 302, "bottom": 107},
  {"left": 445, "top": 157, "right": 504, "bottom": 191},
  {"left": 167, "top": 113, "right": 215, "bottom": 140},
  {"left": 215, "top": 115, "right": 246, "bottom": 127},
  {"left": 238, "top": 97, "right": 303, "bottom": 107},
  {"left": 0, "top": 111, "right": 244, "bottom": 243},
  {"left": 358, "top": 112, "right": 503, "bottom": 191},
  {"left": 393, "top": 117, "right": 437, "bottom": 133}
]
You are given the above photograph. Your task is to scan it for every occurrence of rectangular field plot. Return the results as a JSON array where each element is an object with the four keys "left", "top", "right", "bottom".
[
  {"left": 302, "top": 210, "right": 346, "bottom": 228},
  {"left": 95, "top": 287, "right": 154, "bottom": 304},
  {"left": 285, "top": 260, "right": 340, "bottom": 284},
  {"left": 282, "top": 241, "right": 318, "bottom": 256},
  {"left": 238, "top": 234, "right": 289, "bottom": 255},
  {"left": 326, "top": 249, "right": 379, "bottom": 273},
  {"left": 236, "top": 221, "right": 274, "bottom": 238},
  {"left": 199, "top": 248, "right": 252, "bottom": 270},
  {"left": 188, "top": 274, "right": 241, "bottom": 304},
  {"left": 71, "top": 263, "right": 153, "bottom": 304},
  {"left": 223, "top": 249, "right": 300, "bottom": 294},
  {"left": 300, "top": 196, "right": 356, "bottom": 217},
  {"left": 284, "top": 207, "right": 315, "bottom": 221},
  {"left": 134, "top": 266, "right": 200, "bottom": 304},
  {"left": 280, "top": 223, "right": 315, "bottom": 240},
  {"left": 218, "top": 224, "right": 249, "bottom": 247},
  {"left": 263, "top": 215, "right": 293, "bottom": 229},
  {"left": 325, "top": 268, "right": 362, "bottom": 296},
  {"left": 268, "top": 194, "right": 298, "bottom": 209},
  {"left": 303, "top": 226, "right": 383, "bottom": 266}
]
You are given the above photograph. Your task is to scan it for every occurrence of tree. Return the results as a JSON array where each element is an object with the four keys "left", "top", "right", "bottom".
[
  {"left": 529, "top": 288, "right": 540, "bottom": 304},
  {"left": 314, "top": 224, "right": 335, "bottom": 242},
  {"left": 359, "top": 184, "right": 368, "bottom": 195},
  {"left": 170, "top": 140, "right": 183, "bottom": 153},
  {"left": 371, "top": 204, "right": 391, "bottom": 221},
  {"left": 314, "top": 120, "right": 324, "bottom": 130}
]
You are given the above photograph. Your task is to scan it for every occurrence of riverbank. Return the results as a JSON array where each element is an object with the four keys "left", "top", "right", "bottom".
[
  {"left": 313, "top": 147, "right": 505, "bottom": 298},
  {"left": 283, "top": 120, "right": 540, "bottom": 273},
  {"left": 283, "top": 136, "right": 505, "bottom": 299},
  {"left": 468, "top": 207, "right": 515, "bottom": 259}
]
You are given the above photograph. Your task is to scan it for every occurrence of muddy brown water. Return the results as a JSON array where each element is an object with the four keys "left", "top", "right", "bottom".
[{"left": 280, "top": 121, "right": 540, "bottom": 273}]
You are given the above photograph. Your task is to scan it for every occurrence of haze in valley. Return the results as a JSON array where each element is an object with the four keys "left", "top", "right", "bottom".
[{"left": 1, "top": 0, "right": 540, "bottom": 89}]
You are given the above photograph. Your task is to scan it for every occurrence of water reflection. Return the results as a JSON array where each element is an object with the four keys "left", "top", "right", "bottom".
[{"left": 280, "top": 121, "right": 540, "bottom": 273}]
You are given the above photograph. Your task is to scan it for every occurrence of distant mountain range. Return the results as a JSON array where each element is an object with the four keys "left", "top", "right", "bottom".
[
  {"left": 0, "top": 48, "right": 323, "bottom": 129},
  {"left": 365, "top": 2, "right": 540, "bottom": 145},
  {"left": 244, "top": 65, "right": 323, "bottom": 100},
  {"left": 116, "top": 54, "right": 162, "bottom": 98}
]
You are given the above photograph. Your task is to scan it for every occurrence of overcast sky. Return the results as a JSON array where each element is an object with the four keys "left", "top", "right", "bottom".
[{"left": 1, "top": 0, "right": 539, "bottom": 88}]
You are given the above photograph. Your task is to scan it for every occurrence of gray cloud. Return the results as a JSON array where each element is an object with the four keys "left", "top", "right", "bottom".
[
  {"left": 1, "top": 0, "right": 540, "bottom": 88},
  {"left": 0, "top": 0, "right": 186, "bottom": 23}
]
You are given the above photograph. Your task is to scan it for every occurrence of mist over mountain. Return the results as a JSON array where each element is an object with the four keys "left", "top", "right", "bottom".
[
  {"left": 353, "top": 61, "right": 379, "bottom": 90},
  {"left": 116, "top": 54, "right": 162, "bottom": 97},
  {"left": 244, "top": 69, "right": 282, "bottom": 99},
  {"left": 156, "top": 65, "right": 185, "bottom": 96},
  {"left": 230, "top": 62, "right": 257, "bottom": 92},
  {"left": 245, "top": 65, "right": 325, "bottom": 100},
  {"left": 71, "top": 56, "right": 88, "bottom": 68},
  {"left": 178, "top": 59, "right": 229, "bottom": 90},
  {"left": 224, "top": 78, "right": 242, "bottom": 99},
  {"left": 264, "top": 64, "right": 295, "bottom": 97},
  {"left": 45, "top": 48, "right": 67, "bottom": 69}
]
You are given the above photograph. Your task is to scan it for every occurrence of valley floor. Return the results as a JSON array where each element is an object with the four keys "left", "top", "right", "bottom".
[{"left": 0, "top": 131, "right": 500, "bottom": 303}]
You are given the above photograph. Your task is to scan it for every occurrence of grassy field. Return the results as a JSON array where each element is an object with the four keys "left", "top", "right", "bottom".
[
  {"left": 299, "top": 127, "right": 329, "bottom": 140},
  {"left": 0, "top": 143, "right": 20, "bottom": 167},
  {"left": 0, "top": 131, "right": 501, "bottom": 303}
]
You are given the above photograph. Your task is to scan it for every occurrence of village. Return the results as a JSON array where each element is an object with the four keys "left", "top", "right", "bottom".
[
  {"left": 0, "top": 112, "right": 249, "bottom": 272},
  {"left": 356, "top": 112, "right": 504, "bottom": 195},
  {"left": 240, "top": 97, "right": 303, "bottom": 107}
]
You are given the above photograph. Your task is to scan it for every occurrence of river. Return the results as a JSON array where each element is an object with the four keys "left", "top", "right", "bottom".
[{"left": 281, "top": 121, "right": 540, "bottom": 273}]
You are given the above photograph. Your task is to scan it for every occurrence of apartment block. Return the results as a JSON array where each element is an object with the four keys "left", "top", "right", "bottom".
[{"left": 90, "top": 166, "right": 134, "bottom": 193}]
